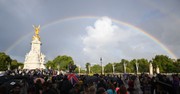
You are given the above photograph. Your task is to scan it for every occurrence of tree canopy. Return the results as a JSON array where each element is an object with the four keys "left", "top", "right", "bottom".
[
  {"left": 0, "top": 52, "right": 23, "bottom": 71},
  {"left": 152, "top": 55, "right": 175, "bottom": 73},
  {"left": 0, "top": 52, "right": 12, "bottom": 71},
  {"left": 0, "top": 51, "right": 180, "bottom": 73},
  {"left": 45, "top": 55, "right": 74, "bottom": 71}
]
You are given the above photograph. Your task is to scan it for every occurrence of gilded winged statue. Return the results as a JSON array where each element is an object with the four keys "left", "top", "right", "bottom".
[
  {"left": 32, "top": 25, "right": 41, "bottom": 40},
  {"left": 33, "top": 25, "right": 40, "bottom": 35}
]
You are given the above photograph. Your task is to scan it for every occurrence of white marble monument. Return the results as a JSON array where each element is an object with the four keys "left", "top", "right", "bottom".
[{"left": 23, "top": 25, "right": 46, "bottom": 69}]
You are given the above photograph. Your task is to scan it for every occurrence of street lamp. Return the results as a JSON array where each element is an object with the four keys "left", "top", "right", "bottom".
[{"left": 100, "top": 57, "right": 102, "bottom": 75}]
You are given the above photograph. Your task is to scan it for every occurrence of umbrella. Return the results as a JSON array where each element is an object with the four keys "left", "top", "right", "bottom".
[
  {"left": 0, "top": 75, "right": 29, "bottom": 85},
  {"left": 34, "top": 77, "right": 45, "bottom": 84},
  {"left": 0, "top": 78, "right": 27, "bottom": 94}
]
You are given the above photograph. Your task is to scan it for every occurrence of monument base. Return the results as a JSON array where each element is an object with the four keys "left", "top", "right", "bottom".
[{"left": 24, "top": 62, "right": 45, "bottom": 69}]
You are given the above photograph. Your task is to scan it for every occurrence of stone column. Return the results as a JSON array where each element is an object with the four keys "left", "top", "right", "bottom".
[
  {"left": 112, "top": 63, "right": 115, "bottom": 74},
  {"left": 49, "top": 66, "right": 51, "bottom": 70},
  {"left": 136, "top": 61, "right": 139, "bottom": 74},
  {"left": 102, "top": 66, "right": 104, "bottom": 75},
  {"left": 123, "top": 62, "right": 127, "bottom": 73},
  {"left": 57, "top": 64, "right": 60, "bottom": 71},
  {"left": 156, "top": 66, "right": 160, "bottom": 74},
  {"left": 18, "top": 66, "right": 21, "bottom": 70},
  {"left": 7, "top": 62, "right": 10, "bottom": 70},
  {"left": 149, "top": 63, "right": 153, "bottom": 75},
  {"left": 88, "top": 65, "right": 91, "bottom": 74},
  {"left": 78, "top": 66, "right": 81, "bottom": 75}
]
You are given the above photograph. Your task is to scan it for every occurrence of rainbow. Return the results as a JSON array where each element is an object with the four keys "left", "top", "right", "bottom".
[{"left": 5, "top": 16, "right": 177, "bottom": 59}]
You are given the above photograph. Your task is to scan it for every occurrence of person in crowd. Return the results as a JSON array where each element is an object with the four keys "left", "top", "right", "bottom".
[
  {"left": 172, "top": 74, "right": 180, "bottom": 94},
  {"left": 97, "top": 78, "right": 107, "bottom": 90},
  {"left": 127, "top": 77, "right": 134, "bottom": 94},
  {"left": 117, "top": 85, "right": 127, "bottom": 94},
  {"left": 10, "top": 83, "right": 21, "bottom": 94},
  {"left": 96, "top": 87, "right": 107, "bottom": 94},
  {"left": 42, "top": 81, "right": 59, "bottom": 94},
  {"left": 6, "top": 69, "right": 180, "bottom": 94},
  {"left": 60, "top": 75, "right": 73, "bottom": 94},
  {"left": 106, "top": 83, "right": 116, "bottom": 94},
  {"left": 88, "top": 86, "right": 96, "bottom": 94},
  {"left": 34, "top": 79, "right": 43, "bottom": 94}
]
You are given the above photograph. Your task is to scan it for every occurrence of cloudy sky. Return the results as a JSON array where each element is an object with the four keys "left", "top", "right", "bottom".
[{"left": 0, "top": 0, "right": 180, "bottom": 67}]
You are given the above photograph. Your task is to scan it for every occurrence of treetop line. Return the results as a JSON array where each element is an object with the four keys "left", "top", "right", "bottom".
[{"left": 0, "top": 52, "right": 180, "bottom": 73}]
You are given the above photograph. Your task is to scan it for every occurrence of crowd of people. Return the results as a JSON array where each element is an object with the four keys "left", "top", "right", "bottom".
[
  {"left": 138, "top": 73, "right": 180, "bottom": 94},
  {"left": 0, "top": 69, "right": 179, "bottom": 94}
]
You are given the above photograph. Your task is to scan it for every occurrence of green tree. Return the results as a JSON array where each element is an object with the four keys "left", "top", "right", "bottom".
[
  {"left": 74, "top": 67, "right": 79, "bottom": 73},
  {"left": 18, "top": 62, "right": 24, "bottom": 69},
  {"left": 11, "top": 60, "right": 19, "bottom": 70},
  {"left": 0, "top": 52, "right": 12, "bottom": 71},
  {"left": 91, "top": 64, "right": 101, "bottom": 73},
  {"left": 45, "top": 60, "right": 56, "bottom": 69},
  {"left": 114, "top": 62, "right": 123, "bottom": 73},
  {"left": 129, "top": 59, "right": 137, "bottom": 73},
  {"left": 173, "top": 59, "right": 180, "bottom": 72},
  {"left": 80, "top": 69, "right": 86, "bottom": 73},
  {"left": 137, "top": 58, "right": 149, "bottom": 73},
  {"left": 53, "top": 55, "right": 74, "bottom": 71},
  {"left": 121, "top": 59, "right": 131, "bottom": 72},
  {"left": 152, "top": 55, "right": 174, "bottom": 73},
  {"left": 104, "top": 63, "right": 113, "bottom": 73}
]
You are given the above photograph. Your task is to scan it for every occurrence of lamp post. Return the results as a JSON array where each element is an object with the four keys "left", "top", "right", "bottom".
[{"left": 100, "top": 57, "right": 102, "bottom": 75}]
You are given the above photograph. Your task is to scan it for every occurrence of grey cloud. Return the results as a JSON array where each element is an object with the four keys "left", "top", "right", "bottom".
[{"left": 0, "top": 0, "right": 180, "bottom": 65}]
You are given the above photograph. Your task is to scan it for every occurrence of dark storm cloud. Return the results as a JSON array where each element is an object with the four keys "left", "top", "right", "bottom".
[{"left": 0, "top": 0, "right": 180, "bottom": 66}]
